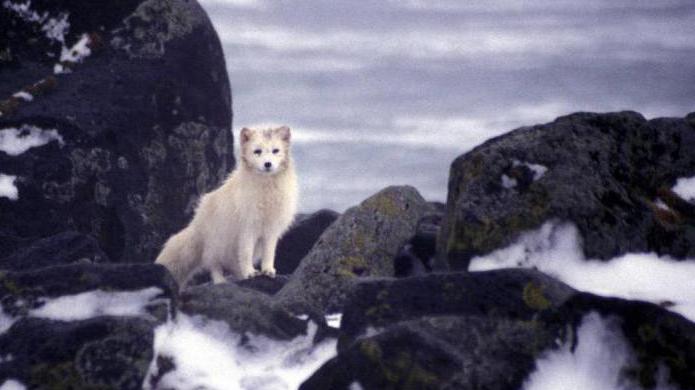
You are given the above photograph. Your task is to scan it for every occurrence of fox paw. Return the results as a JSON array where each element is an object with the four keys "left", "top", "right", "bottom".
[
  {"left": 261, "top": 268, "right": 276, "bottom": 278},
  {"left": 240, "top": 269, "right": 260, "bottom": 280}
]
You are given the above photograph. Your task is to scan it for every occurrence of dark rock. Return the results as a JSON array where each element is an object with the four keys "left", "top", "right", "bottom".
[
  {"left": 302, "top": 315, "right": 559, "bottom": 390},
  {"left": 236, "top": 274, "right": 290, "bottom": 295},
  {"left": 394, "top": 209, "right": 444, "bottom": 277},
  {"left": 276, "top": 186, "right": 430, "bottom": 315},
  {"left": 393, "top": 244, "right": 428, "bottom": 277},
  {"left": 304, "top": 268, "right": 695, "bottom": 390},
  {"left": 0, "top": 316, "right": 155, "bottom": 390},
  {"left": 338, "top": 269, "right": 574, "bottom": 350},
  {"left": 187, "top": 271, "right": 290, "bottom": 292},
  {"left": 0, "top": 263, "right": 177, "bottom": 323},
  {"left": 542, "top": 292, "right": 695, "bottom": 389},
  {"left": 0, "top": 231, "right": 107, "bottom": 271},
  {"left": 0, "top": 0, "right": 234, "bottom": 263},
  {"left": 180, "top": 282, "right": 307, "bottom": 340},
  {"left": 276, "top": 209, "right": 339, "bottom": 275},
  {"left": 438, "top": 111, "right": 695, "bottom": 270}
]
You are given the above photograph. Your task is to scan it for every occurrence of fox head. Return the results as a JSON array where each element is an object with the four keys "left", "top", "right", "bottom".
[{"left": 239, "top": 126, "right": 292, "bottom": 175}]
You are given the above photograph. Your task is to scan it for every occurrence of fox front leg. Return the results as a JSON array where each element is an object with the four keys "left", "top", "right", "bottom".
[{"left": 260, "top": 235, "right": 279, "bottom": 277}]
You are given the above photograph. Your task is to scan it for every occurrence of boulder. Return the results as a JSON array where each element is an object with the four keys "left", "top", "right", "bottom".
[
  {"left": 438, "top": 111, "right": 695, "bottom": 270},
  {"left": 337, "top": 269, "right": 575, "bottom": 350},
  {"left": 302, "top": 315, "right": 559, "bottom": 390},
  {"left": 303, "top": 269, "right": 695, "bottom": 390},
  {"left": 276, "top": 186, "right": 430, "bottom": 315},
  {"left": 0, "top": 0, "right": 234, "bottom": 262},
  {"left": 0, "top": 316, "right": 156, "bottom": 390},
  {"left": 276, "top": 209, "right": 340, "bottom": 275},
  {"left": 0, "top": 231, "right": 107, "bottom": 271},
  {"left": 180, "top": 282, "right": 307, "bottom": 341},
  {"left": 0, "top": 263, "right": 177, "bottom": 323}
]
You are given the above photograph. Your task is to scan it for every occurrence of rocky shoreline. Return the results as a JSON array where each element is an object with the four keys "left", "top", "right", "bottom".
[{"left": 2, "top": 0, "right": 695, "bottom": 389}]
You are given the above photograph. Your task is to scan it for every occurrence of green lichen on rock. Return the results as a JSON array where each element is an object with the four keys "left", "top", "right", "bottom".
[
  {"left": 360, "top": 339, "right": 383, "bottom": 362},
  {"left": 523, "top": 282, "right": 551, "bottom": 311},
  {"left": 30, "top": 362, "right": 109, "bottom": 390},
  {"left": 276, "top": 186, "right": 429, "bottom": 314},
  {"left": 111, "top": 0, "right": 207, "bottom": 58},
  {"left": 358, "top": 340, "right": 439, "bottom": 389},
  {"left": 336, "top": 256, "right": 369, "bottom": 279}
]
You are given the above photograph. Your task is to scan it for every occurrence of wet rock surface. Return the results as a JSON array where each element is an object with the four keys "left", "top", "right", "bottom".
[
  {"left": 438, "top": 111, "right": 695, "bottom": 270},
  {"left": 0, "top": 0, "right": 234, "bottom": 263}
]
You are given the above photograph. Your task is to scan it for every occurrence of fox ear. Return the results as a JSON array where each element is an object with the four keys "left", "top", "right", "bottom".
[
  {"left": 277, "top": 126, "right": 291, "bottom": 142},
  {"left": 240, "top": 128, "right": 252, "bottom": 144}
]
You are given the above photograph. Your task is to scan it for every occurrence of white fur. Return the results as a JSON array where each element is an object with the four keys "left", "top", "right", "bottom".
[{"left": 155, "top": 126, "right": 298, "bottom": 287}]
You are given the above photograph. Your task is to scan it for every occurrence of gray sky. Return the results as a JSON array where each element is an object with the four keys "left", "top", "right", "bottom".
[{"left": 200, "top": 0, "right": 695, "bottom": 211}]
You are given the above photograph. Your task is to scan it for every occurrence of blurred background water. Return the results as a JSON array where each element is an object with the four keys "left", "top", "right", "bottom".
[{"left": 198, "top": 0, "right": 695, "bottom": 212}]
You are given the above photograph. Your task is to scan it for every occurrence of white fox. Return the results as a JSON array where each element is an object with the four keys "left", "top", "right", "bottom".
[{"left": 155, "top": 126, "right": 298, "bottom": 287}]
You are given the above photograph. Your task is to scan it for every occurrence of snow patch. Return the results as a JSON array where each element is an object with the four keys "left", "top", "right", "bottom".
[
  {"left": 0, "top": 308, "right": 17, "bottom": 334},
  {"left": 501, "top": 174, "right": 517, "bottom": 189},
  {"left": 513, "top": 159, "right": 548, "bottom": 181},
  {"left": 325, "top": 313, "right": 342, "bottom": 329},
  {"left": 0, "top": 174, "right": 18, "bottom": 201},
  {"left": 0, "top": 379, "right": 26, "bottom": 390},
  {"left": 11, "top": 91, "right": 33, "bottom": 102},
  {"left": 0, "top": 354, "right": 13, "bottom": 363},
  {"left": 349, "top": 381, "right": 365, "bottom": 390},
  {"left": 673, "top": 176, "right": 695, "bottom": 202},
  {"left": 144, "top": 313, "right": 337, "bottom": 390},
  {"left": 523, "top": 312, "right": 676, "bottom": 390},
  {"left": 2, "top": 1, "right": 70, "bottom": 43},
  {"left": 42, "top": 14, "right": 69, "bottom": 43},
  {"left": 53, "top": 63, "right": 68, "bottom": 74},
  {"left": 29, "top": 287, "right": 164, "bottom": 321},
  {"left": 0, "top": 125, "right": 65, "bottom": 156},
  {"left": 469, "top": 221, "right": 695, "bottom": 322},
  {"left": 60, "top": 34, "right": 91, "bottom": 63}
]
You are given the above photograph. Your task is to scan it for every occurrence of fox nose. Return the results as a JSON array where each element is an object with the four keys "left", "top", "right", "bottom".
[{"left": 264, "top": 162, "right": 272, "bottom": 169}]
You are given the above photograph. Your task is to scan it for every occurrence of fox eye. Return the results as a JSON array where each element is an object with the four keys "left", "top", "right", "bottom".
[
  {"left": 272, "top": 149, "right": 279, "bottom": 154},
  {"left": 253, "top": 149, "right": 262, "bottom": 155}
]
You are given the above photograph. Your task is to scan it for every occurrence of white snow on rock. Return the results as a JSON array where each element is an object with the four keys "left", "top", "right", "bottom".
[
  {"left": 11, "top": 91, "right": 33, "bottom": 102},
  {"left": 501, "top": 174, "right": 517, "bottom": 189},
  {"left": 0, "top": 125, "right": 65, "bottom": 156},
  {"left": 60, "top": 34, "right": 91, "bottom": 63},
  {"left": 53, "top": 63, "right": 69, "bottom": 74},
  {"left": 2, "top": 1, "right": 70, "bottom": 43},
  {"left": 513, "top": 159, "right": 548, "bottom": 181},
  {"left": 0, "top": 174, "right": 18, "bottom": 201},
  {"left": 0, "top": 354, "right": 13, "bottom": 363},
  {"left": 325, "top": 313, "right": 342, "bottom": 329},
  {"left": 144, "top": 313, "right": 337, "bottom": 390},
  {"left": 42, "top": 14, "right": 69, "bottom": 43},
  {"left": 0, "top": 308, "right": 17, "bottom": 334},
  {"left": 469, "top": 221, "right": 695, "bottom": 322},
  {"left": 349, "top": 381, "right": 365, "bottom": 390},
  {"left": 673, "top": 176, "right": 695, "bottom": 202},
  {"left": 29, "top": 287, "right": 164, "bottom": 321},
  {"left": 501, "top": 160, "right": 548, "bottom": 189},
  {"left": 523, "top": 312, "right": 676, "bottom": 390},
  {"left": 0, "top": 379, "right": 26, "bottom": 390}
]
